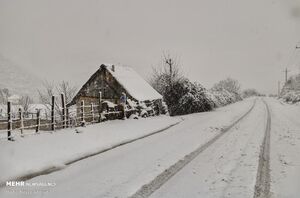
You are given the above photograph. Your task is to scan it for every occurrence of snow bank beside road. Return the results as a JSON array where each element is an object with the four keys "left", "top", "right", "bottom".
[
  {"left": 265, "top": 98, "right": 300, "bottom": 198},
  {"left": 0, "top": 116, "right": 181, "bottom": 184}
]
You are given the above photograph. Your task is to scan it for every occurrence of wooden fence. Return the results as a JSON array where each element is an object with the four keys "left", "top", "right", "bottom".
[{"left": 0, "top": 92, "right": 135, "bottom": 141}]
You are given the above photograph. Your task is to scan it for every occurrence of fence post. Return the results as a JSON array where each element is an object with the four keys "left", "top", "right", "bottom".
[
  {"left": 91, "top": 103, "right": 94, "bottom": 123},
  {"left": 51, "top": 96, "right": 55, "bottom": 131},
  {"left": 36, "top": 109, "right": 40, "bottom": 133},
  {"left": 7, "top": 101, "right": 12, "bottom": 141},
  {"left": 66, "top": 107, "right": 69, "bottom": 128},
  {"left": 61, "top": 93, "right": 66, "bottom": 128},
  {"left": 19, "top": 108, "right": 24, "bottom": 137},
  {"left": 81, "top": 100, "right": 85, "bottom": 124},
  {"left": 121, "top": 93, "right": 127, "bottom": 120},
  {"left": 98, "top": 91, "right": 102, "bottom": 122}
]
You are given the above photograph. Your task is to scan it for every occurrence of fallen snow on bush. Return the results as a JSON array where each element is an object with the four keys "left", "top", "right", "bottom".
[
  {"left": 280, "top": 74, "right": 300, "bottom": 104},
  {"left": 206, "top": 89, "right": 242, "bottom": 107},
  {"left": 280, "top": 90, "right": 300, "bottom": 104},
  {"left": 164, "top": 79, "right": 214, "bottom": 116}
]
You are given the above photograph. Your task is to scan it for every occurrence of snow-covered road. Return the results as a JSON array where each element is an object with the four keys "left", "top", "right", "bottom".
[
  {"left": 266, "top": 98, "right": 300, "bottom": 198},
  {"left": 1, "top": 97, "right": 299, "bottom": 198},
  {"left": 149, "top": 98, "right": 267, "bottom": 198}
]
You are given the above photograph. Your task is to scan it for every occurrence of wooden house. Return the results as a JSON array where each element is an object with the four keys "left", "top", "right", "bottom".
[{"left": 68, "top": 64, "right": 163, "bottom": 115}]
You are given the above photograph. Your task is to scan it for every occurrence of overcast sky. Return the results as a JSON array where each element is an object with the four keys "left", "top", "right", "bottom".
[{"left": 0, "top": 0, "right": 300, "bottom": 94}]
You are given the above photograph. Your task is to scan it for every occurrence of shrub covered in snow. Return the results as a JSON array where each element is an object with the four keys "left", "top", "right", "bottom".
[
  {"left": 280, "top": 74, "right": 300, "bottom": 104},
  {"left": 149, "top": 55, "right": 243, "bottom": 115},
  {"left": 242, "top": 88, "right": 261, "bottom": 98},
  {"left": 209, "top": 78, "right": 243, "bottom": 107},
  {"left": 164, "top": 78, "right": 214, "bottom": 116},
  {"left": 206, "top": 88, "right": 242, "bottom": 107},
  {"left": 281, "top": 90, "right": 300, "bottom": 103},
  {"left": 212, "top": 78, "right": 241, "bottom": 95}
]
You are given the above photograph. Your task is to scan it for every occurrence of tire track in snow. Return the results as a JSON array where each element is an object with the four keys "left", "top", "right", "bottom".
[
  {"left": 253, "top": 99, "right": 271, "bottom": 198},
  {"left": 129, "top": 99, "right": 257, "bottom": 198}
]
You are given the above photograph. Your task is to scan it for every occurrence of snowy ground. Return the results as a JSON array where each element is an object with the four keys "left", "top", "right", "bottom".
[
  {"left": 0, "top": 97, "right": 299, "bottom": 198},
  {"left": 0, "top": 98, "right": 254, "bottom": 197},
  {"left": 265, "top": 98, "right": 300, "bottom": 198},
  {"left": 0, "top": 116, "right": 181, "bottom": 184},
  {"left": 149, "top": 98, "right": 266, "bottom": 198}
]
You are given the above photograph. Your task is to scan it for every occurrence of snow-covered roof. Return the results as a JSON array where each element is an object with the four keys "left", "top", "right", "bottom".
[
  {"left": 68, "top": 64, "right": 162, "bottom": 106},
  {"left": 103, "top": 64, "right": 162, "bottom": 101}
]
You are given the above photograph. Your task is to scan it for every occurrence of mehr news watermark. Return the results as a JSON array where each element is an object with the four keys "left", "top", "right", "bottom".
[{"left": 4, "top": 181, "right": 56, "bottom": 194}]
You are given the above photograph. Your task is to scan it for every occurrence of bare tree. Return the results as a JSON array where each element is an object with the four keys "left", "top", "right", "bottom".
[
  {"left": 18, "top": 95, "right": 33, "bottom": 112},
  {"left": 212, "top": 77, "right": 241, "bottom": 94},
  {"left": 163, "top": 53, "right": 181, "bottom": 85},
  {"left": 0, "top": 89, "right": 4, "bottom": 104},
  {"left": 149, "top": 52, "right": 183, "bottom": 95},
  {"left": 38, "top": 81, "right": 78, "bottom": 117},
  {"left": 38, "top": 81, "right": 56, "bottom": 112},
  {"left": 56, "top": 81, "right": 78, "bottom": 105},
  {"left": 0, "top": 88, "right": 10, "bottom": 104},
  {"left": 149, "top": 53, "right": 188, "bottom": 115}
]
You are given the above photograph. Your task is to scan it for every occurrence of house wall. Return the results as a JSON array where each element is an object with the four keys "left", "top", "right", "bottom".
[
  {"left": 72, "top": 66, "right": 164, "bottom": 116},
  {"left": 74, "top": 68, "right": 136, "bottom": 106}
]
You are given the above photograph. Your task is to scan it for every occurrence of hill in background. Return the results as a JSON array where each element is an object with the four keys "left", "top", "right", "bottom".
[{"left": 0, "top": 55, "right": 42, "bottom": 101}]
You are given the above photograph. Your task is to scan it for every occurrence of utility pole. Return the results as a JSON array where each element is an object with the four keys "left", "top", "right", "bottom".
[
  {"left": 296, "top": 45, "right": 300, "bottom": 75},
  {"left": 283, "top": 68, "right": 290, "bottom": 83},
  {"left": 166, "top": 58, "right": 173, "bottom": 85},
  {"left": 278, "top": 81, "right": 281, "bottom": 96}
]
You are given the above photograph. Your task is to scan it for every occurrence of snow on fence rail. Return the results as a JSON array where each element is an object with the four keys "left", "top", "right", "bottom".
[{"left": 0, "top": 92, "right": 150, "bottom": 141}]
